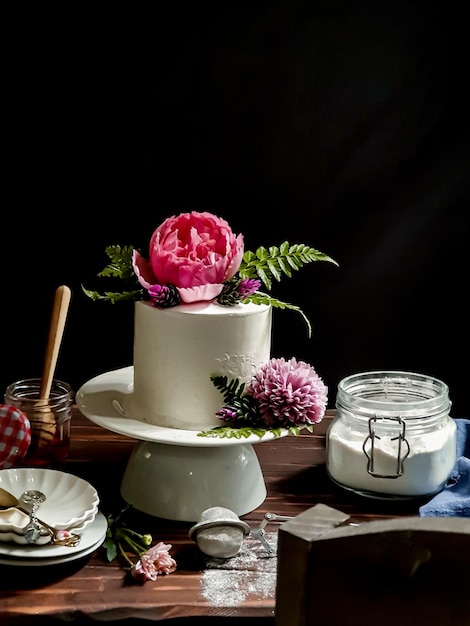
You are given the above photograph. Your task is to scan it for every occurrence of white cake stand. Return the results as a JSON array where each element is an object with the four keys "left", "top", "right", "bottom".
[{"left": 76, "top": 367, "right": 288, "bottom": 522}]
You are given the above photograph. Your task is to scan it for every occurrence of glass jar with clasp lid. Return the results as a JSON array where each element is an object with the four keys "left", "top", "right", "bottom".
[{"left": 326, "top": 371, "right": 457, "bottom": 499}]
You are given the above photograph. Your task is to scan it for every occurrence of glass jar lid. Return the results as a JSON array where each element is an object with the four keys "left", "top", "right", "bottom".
[{"left": 336, "top": 371, "right": 451, "bottom": 422}]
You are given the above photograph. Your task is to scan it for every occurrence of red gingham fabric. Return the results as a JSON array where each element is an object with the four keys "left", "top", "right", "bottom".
[{"left": 0, "top": 405, "right": 31, "bottom": 469}]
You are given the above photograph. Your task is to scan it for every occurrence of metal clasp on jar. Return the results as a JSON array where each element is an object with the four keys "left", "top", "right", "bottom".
[{"left": 362, "top": 415, "right": 410, "bottom": 478}]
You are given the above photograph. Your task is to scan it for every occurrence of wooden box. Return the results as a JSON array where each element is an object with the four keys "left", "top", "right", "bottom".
[{"left": 275, "top": 504, "right": 470, "bottom": 626}]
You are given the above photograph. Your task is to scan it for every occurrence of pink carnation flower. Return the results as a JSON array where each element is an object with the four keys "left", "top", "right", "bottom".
[
  {"left": 131, "top": 541, "right": 177, "bottom": 583},
  {"left": 246, "top": 357, "right": 328, "bottom": 427}
]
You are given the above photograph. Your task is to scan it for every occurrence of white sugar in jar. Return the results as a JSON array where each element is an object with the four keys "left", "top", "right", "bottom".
[{"left": 326, "top": 371, "right": 457, "bottom": 499}]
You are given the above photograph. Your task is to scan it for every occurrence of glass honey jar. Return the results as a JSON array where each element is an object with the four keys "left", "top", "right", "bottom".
[{"left": 4, "top": 378, "right": 73, "bottom": 467}]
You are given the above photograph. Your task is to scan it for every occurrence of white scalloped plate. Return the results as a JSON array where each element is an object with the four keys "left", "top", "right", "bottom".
[
  {"left": 0, "top": 503, "right": 98, "bottom": 545},
  {"left": 0, "top": 468, "right": 99, "bottom": 531},
  {"left": 0, "top": 512, "right": 107, "bottom": 565},
  {"left": 70, "top": 504, "right": 98, "bottom": 534}
]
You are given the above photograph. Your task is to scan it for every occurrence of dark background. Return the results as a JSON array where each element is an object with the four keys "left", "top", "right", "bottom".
[{"left": 2, "top": 2, "right": 468, "bottom": 417}]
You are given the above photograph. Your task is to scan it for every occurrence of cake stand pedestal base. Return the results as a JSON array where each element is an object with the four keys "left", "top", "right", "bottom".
[
  {"left": 76, "top": 368, "right": 291, "bottom": 523},
  {"left": 120, "top": 439, "right": 267, "bottom": 522}
]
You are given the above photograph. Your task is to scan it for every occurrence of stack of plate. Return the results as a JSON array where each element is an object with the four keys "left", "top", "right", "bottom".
[{"left": 0, "top": 467, "right": 107, "bottom": 566}]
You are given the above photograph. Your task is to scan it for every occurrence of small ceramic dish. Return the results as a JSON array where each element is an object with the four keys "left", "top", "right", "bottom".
[
  {"left": 0, "top": 508, "right": 51, "bottom": 545},
  {"left": 0, "top": 504, "right": 98, "bottom": 546},
  {"left": 0, "top": 468, "right": 99, "bottom": 531}
]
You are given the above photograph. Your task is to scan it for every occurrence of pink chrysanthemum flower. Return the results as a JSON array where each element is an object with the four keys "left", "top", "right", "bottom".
[
  {"left": 246, "top": 357, "right": 328, "bottom": 427},
  {"left": 132, "top": 541, "right": 177, "bottom": 583}
]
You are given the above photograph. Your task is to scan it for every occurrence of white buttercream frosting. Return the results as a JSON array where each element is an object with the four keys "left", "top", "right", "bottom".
[{"left": 123, "top": 300, "right": 272, "bottom": 430}]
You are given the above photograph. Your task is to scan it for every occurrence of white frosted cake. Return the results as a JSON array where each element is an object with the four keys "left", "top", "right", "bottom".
[
  {"left": 85, "top": 210, "right": 333, "bottom": 434},
  {"left": 123, "top": 299, "right": 272, "bottom": 431}
]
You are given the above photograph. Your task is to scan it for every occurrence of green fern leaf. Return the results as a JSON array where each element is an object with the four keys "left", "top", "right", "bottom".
[
  {"left": 197, "top": 424, "right": 304, "bottom": 439},
  {"left": 238, "top": 241, "right": 337, "bottom": 289},
  {"left": 244, "top": 292, "right": 312, "bottom": 337},
  {"left": 81, "top": 285, "right": 142, "bottom": 304},
  {"left": 197, "top": 426, "right": 280, "bottom": 439},
  {"left": 83, "top": 244, "right": 143, "bottom": 303},
  {"left": 242, "top": 250, "right": 257, "bottom": 264},
  {"left": 286, "top": 255, "right": 300, "bottom": 271},
  {"left": 266, "top": 258, "right": 282, "bottom": 282},
  {"left": 98, "top": 245, "right": 136, "bottom": 280},
  {"left": 210, "top": 375, "right": 246, "bottom": 404},
  {"left": 277, "top": 256, "right": 292, "bottom": 277},
  {"left": 256, "top": 246, "right": 269, "bottom": 261},
  {"left": 279, "top": 241, "right": 289, "bottom": 255},
  {"left": 257, "top": 265, "right": 272, "bottom": 291}
]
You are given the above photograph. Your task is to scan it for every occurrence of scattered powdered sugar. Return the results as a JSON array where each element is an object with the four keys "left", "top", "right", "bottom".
[
  {"left": 200, "top": 531, "right": 278, "bottom": 607},
  {"left": 202, "top": 569, "right": 277, "bottom": 607}
]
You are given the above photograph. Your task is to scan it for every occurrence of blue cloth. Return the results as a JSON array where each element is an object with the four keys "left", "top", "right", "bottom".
[{"left": 419, "top": 418, "right": 470, "bottom": 517}]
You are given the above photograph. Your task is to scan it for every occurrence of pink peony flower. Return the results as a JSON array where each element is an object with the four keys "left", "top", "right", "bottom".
[
  {"left": 246, "top": 357, "right": 328, "bottom": 427},
  {"left": 133, "top": 211, "right": 244, "bottom": 304},
  {"left": 131, "top": 541, "right": 177, "bottom": 583}
]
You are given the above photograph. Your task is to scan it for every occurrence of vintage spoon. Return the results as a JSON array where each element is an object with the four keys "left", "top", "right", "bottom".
[
  {"left": 0, "top": 486, "right": 81, "bottom": 547},
  {"left": 22, "top": 490, "right": 46, "bottom": 544}
]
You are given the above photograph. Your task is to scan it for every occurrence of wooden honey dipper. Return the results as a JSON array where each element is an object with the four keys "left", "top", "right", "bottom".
[{"left": 31, "top": 285, "right": 72, "bottom": 451}]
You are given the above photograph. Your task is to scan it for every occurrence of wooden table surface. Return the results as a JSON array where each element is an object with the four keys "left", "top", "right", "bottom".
[{"left": 0, "top": 408, "right": 426, "bottom": 625}]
